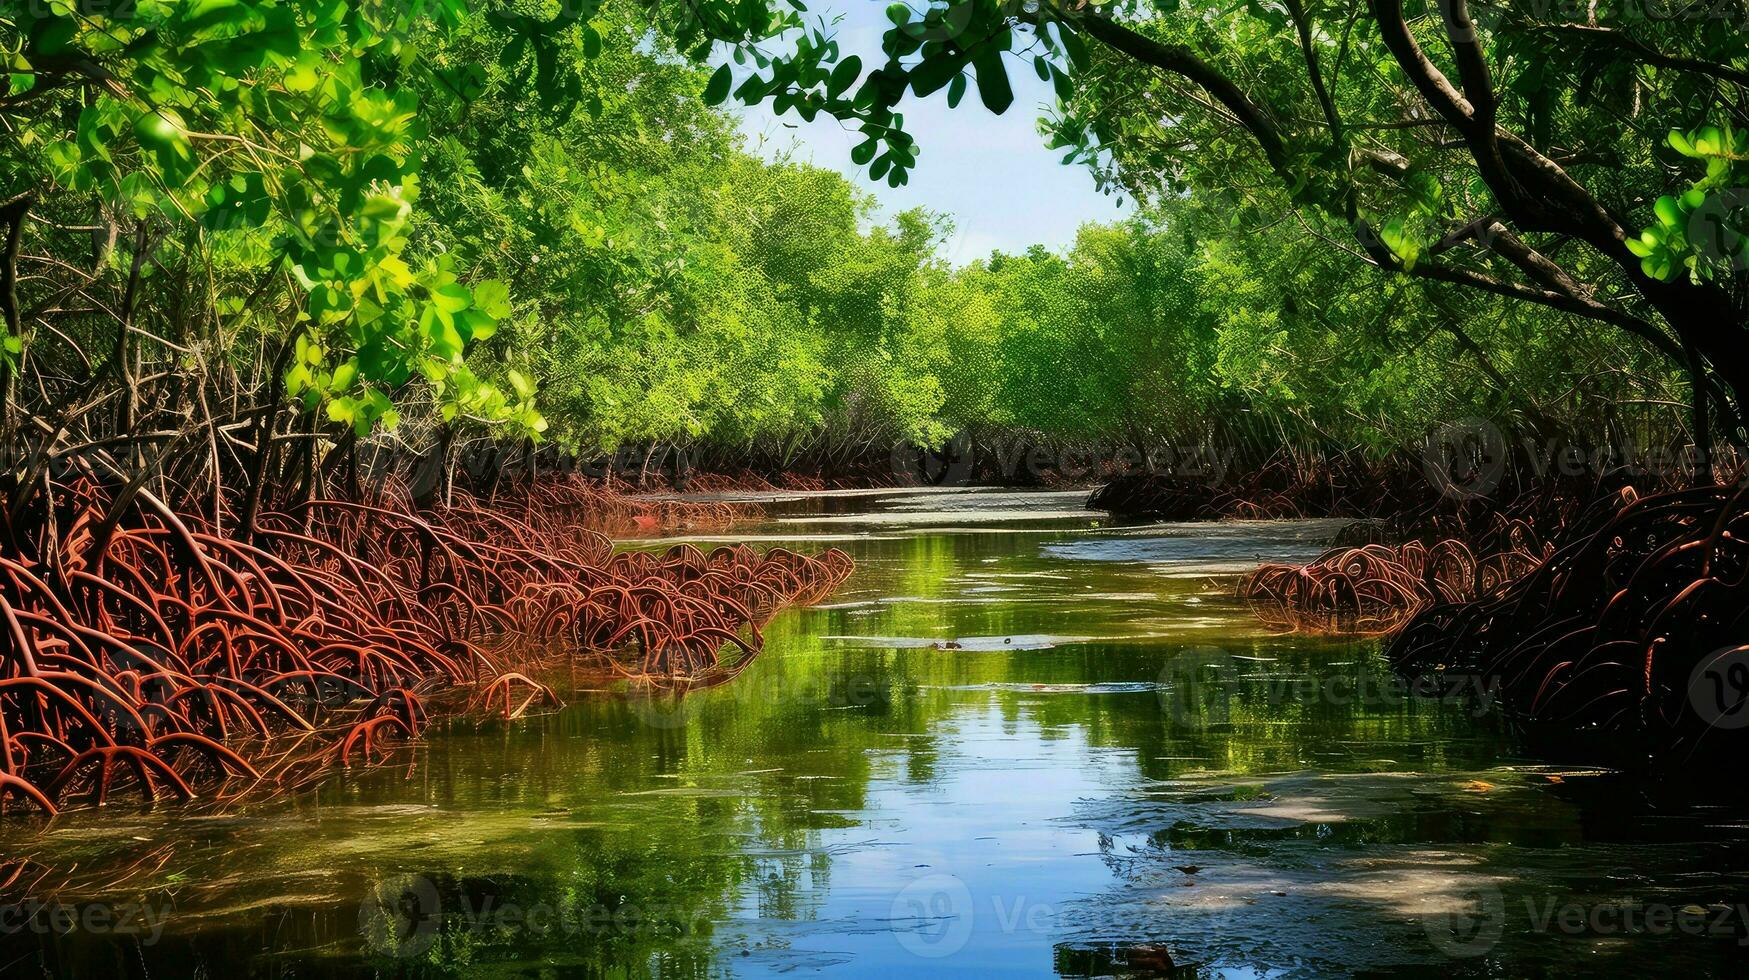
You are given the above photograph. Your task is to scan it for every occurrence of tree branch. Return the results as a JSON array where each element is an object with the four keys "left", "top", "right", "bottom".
[
  {"left": 1524, "top": 22, "right": 1749, "bottom": 89},
  {"left": 1401, "top": 258, "right": 1684, "bottom": 362},
  {"left": 1059, "top": 8, "right": 1295, "bottom": 186},
  {"left": 1284, "top": 0, "right": 1354, "bottom": 218}
]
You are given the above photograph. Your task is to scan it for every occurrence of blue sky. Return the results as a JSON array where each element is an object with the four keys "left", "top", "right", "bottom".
[{"left": 728, "top": 3, "right": 1130, "bottom": 262}]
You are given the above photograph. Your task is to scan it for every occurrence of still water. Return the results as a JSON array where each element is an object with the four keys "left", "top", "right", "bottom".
[{"left": 4, "top": 489, "right": 1746, "bottom": 977}]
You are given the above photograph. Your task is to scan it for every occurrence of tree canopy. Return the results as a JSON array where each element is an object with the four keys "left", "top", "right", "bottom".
[
  {"left": 705, "top": 0, "right": 1748, "bottom": 441},
  {"left": 0, "top": 1, "right": 1727, "bottom": 503}
]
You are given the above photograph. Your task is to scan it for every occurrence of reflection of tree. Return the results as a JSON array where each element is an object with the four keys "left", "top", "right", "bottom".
[{"left": 1, "top": 524, "right": 1510, "bottom": 976}]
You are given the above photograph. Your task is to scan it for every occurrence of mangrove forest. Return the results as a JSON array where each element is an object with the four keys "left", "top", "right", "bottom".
[{"left": 0, "top": 0, "right": 1746, "bottom": 976}]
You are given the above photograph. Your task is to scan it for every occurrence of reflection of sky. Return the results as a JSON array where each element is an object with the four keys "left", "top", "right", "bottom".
[
  {"left": 1042, "top": 518, "right": 1349, "bottom": 573},
  {"left": 19, "top": 489, "right": 1743, "bottom": 977},
  {"left": 727, "top": 702, "right": 1134, "bottom": 974},
  {"left": 723, "top": 2, "right": 1132, "bottom": 262}
]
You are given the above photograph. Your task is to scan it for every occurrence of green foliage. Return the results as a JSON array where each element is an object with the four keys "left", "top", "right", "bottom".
[
  {"left": 703, "top": 0, "right": 1748, "bottom": 433},
  {"left": 3, "top": 0, "right": 541, "bottom": 435},
  {"left": 0, "top": 0, "right": 1706, "bottom": 485},
  {"left": 1632, "top": 125, "right": 1749, "bottom": 282}
]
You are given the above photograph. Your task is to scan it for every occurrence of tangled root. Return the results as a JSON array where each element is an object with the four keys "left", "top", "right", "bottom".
[
  {"left": 1389, "top": 483, "right": 1749, "bottom": 759},
  {"left": 0, "top": 478, "right": 854, "bottom": 817},
  {"left": 1242, "top": 535, "right": 1550, "bottom": 636}
]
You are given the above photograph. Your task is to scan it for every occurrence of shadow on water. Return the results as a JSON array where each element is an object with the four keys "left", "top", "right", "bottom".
[{"left": 2, "top": 488, "right": 1746, "bottom": 977}]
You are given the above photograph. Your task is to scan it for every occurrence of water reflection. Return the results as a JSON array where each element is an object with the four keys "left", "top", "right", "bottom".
[{"left": 1, "top": 489, "right": 1745, "bottom": 977}]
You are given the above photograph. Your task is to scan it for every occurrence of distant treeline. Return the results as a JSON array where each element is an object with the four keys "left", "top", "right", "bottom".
[
  {"left": 405, "top": 16, "right": 1692, "bottom": 478},
  {"left": 0, "top": 6, "right": 1703, "bottom": 512}
]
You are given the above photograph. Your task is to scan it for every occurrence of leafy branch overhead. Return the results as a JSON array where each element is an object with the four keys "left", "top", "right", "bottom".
[
  {"left": 6, "top": 0, "right": 548, "bottom": 438},
  {"left": 701, "top": 0, "right": 1749, "bottom": 432},
  {"left": 4, "top": 0, "right": 1744, "bottom": 454}
]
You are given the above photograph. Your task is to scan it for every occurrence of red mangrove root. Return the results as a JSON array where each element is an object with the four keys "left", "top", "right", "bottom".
[{"left": 0, "top": 477, "right": 855, "bottom": 817}]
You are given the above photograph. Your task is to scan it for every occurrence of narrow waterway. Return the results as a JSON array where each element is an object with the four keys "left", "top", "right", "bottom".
[{"left": 4, "top": 489, "right": 1746, "bottom": 977}]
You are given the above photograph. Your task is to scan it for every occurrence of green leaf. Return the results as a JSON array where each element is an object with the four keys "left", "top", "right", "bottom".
[
  {"left": 182, "top": 0, "right": 244, "bottom": 33},
  {"left": 1693, "top": 125, "right": 1724, "bottom": 156},
  {"left": 286, "top": 362, "right": 312, "bottom": 398},
  {"left": 133, "top": 108, "right": 194, "bottom": 184},
  {"left": 472, "top": 279, "right": 513, "bottom": 319},
  {"left": 29, "top": 17, "right": 77, "bottom": 56},
  {"left": 828, "top": 55, "right": 861, "bottom": 98},
  {"left": 432, "top": 283, "right": 472, "bottom": 314},
  {"left": 910, "top": 53, "right": 961, "bottom": 98},
  {"left": 1051, "top": 64, "right": 1073, "bottom": 103},
  {"left": 703, "top": 64, "right": 733, "bottom": 106},
  {"left": 734, "top": 73, "right": 769, "bottom": 105},
  {"left": 972, "top": 51, "right": 1013, "bottom": 114},
  {"left": 1653, "top": 195, "right": 1682, "bottom": 227},
  {"left": 1380, "top": 217, "right": 1420, "bottom": 271},
  {"left": 1060, "top": 28, "right": 1088, "bottom": 70},
  {"left": 946, "top": 73, "right": 967, "bottom": 109}
]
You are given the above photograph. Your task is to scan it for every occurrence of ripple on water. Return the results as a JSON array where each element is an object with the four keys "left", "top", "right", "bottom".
[
  {"left": 1042, "top": 518, "right": 1350, "bottom": 571},
  {"left": 1059, "top": 767, "right": 1749, "bottom": 977},
  {"left": 7, "top": 488, "right": 1744, "bottom": 978}
]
